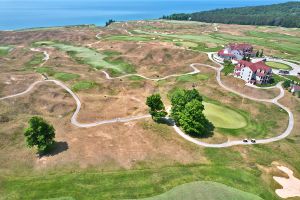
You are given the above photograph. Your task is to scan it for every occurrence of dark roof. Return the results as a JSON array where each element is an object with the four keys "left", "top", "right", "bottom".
[{"left": 228, "top": 43, "right": 253, "bottom": 50}]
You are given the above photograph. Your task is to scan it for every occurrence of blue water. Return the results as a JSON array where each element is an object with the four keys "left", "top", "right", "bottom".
[{"left": 0, "top": 0, "right": 291, "bottom": 30}]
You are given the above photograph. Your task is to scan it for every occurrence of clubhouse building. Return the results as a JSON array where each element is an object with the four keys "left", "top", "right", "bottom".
[
  {"left": 234, "top": 60, "right": 272, "bottom": 85},
  {"left": 218, "top": 43, "right": 254, "bottom": 61}
]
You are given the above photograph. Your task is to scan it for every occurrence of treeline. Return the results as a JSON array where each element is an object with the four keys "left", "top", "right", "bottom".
[{"left": 161, "top": 2, "right": 300, "bottom": 28}]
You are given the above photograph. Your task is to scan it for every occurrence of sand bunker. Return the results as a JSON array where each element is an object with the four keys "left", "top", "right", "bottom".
[{"left": 273, "top": 166, "right": 300, "bottom": 198}]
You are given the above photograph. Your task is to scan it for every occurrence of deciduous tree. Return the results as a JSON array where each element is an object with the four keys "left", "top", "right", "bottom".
[
  {"left": 24, "top": 116, "right": 55, "bottom": 153},
  {"left": 179, "top": 99, "right": 214, "bottom": 137},
  {"left": 146, "top": 94, "right": 167, "bottom": 122}
]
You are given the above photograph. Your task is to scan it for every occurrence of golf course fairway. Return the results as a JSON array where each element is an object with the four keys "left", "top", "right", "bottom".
[
  {"left": 203, "top": 102, "right": 247, "bottom": 129},
  {"left": 132, "top": 181, "right": 264, "bottom": 200}
]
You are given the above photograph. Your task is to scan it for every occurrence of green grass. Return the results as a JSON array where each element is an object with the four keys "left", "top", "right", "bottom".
[
  {"left": 71, "top": 81, "right": 96, "bottom": 92},
  {"left": 54, "top": 73, "right": 80, "bottom": 82},
  {"left": 284, "top": 75, "right": 300, "bottom": 83},
  {"left": 203, "top": 102, "right": 247, "bottom": 129},
  {"left": 127, "top": 75, "right": 144, "bottom": 81},
  {"left": 34, "top": 41, "right": 136, "bottom": 76},
  {"left": 132, "top": 181, "right": 263, "bottom": 200},
  {"left": 0, "top": 46, "right": 13, "bottom": 56},
  {"left": 211, "top": 32, "right": 300, "bottom": 60},
  {"left": 202, "top": 96, "right": 287, "bottom": 138},
  {"left": 35, "top": 67, "right": 55, "bottom": 76},
  {"left": 175, "top": 74, "right": 209, "bottom": 83},
  {"left": 134, "top": 30, "right": 225, "bottom": 45},
  {"left": 190, "top": 43, "right": 223, "bottom": 52},
  {"left": 24, "top": 52, "right": 45, "bottom": 69},
  {"left": 102, "top": 50, "right": 121, "bottom": 57},
  {"left": 104, "top": 35, "right": 152, "bottom": 42},
  {"left": 259, "top": 74, "right": 286, "bottom": 87},
  {"left": 221, "top": 61, "right": 235, "bottom": 75},
  {"left": 265, "top": 61, "right": 292, "bottom": 70},
  {"left": 35, "top": 67, "right": 80, "bottom": 82},
  {"left": 0, "top": 164, "right": 277, "bottom": 200}
]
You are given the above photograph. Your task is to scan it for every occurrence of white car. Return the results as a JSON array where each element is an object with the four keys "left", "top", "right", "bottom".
[{"left": 251, "top": 139, "right": 256, "bottom": 143}]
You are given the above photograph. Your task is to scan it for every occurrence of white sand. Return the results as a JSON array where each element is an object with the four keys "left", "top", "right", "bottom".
[{"left": 273, "top": 166, "right": 300, "bottom": 198}]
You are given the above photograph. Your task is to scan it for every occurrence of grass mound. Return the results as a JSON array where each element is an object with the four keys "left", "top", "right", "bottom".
[
  {"left": 71, "top": 81, "right": 96, "bottom": 92},
  {"left": 265, "top": 61, "right": 292, "bottom": 70},
  {"left": 203, "top": 102, "right": 247, "bottom": 129},
  {"left": 132, "top": 181, "right": 263, "bottom": 200},
  {"left": 0, "top": 46, "right": 13, "bottom": 56},
  {"left": 35, "top": 67, "right": 80, "bottom": 82},
  {"left": 176, "top": 74, "right": 209, "bottom": 83},
  {"left": 34, "top": 41, "right": 136, "bottom": 76},
  {"left": 54, "top": 73, "right": 80, "bottom": 81}
]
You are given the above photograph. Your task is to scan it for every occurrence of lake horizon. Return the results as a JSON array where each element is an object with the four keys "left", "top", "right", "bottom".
[{"left": 0, "top": 0, "right": 291, "bottom": 30}]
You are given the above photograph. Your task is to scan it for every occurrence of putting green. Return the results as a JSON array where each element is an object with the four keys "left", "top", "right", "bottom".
[
  {"left": 132, "top": 181, "right": 263, "bottom": 200},
  {"left": 265, "top": 61, "right": 292, "bottom": 70},
  {"left": 203, "top": 102, "right": 247, "bottom": 129}
]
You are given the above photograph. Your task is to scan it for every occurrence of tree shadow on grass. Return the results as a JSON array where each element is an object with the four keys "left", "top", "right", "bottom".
[
  {"left": 38, "top": 141, "right": 69, "bottom": 158},
  {"left": 158, "top": 117, "right": 214, "bottom": 139},
  {"left": 157, "top": 117, "right": 175, "bottom": 126}
]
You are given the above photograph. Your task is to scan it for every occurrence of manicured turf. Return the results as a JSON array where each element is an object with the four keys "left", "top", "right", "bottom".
[
  {"left": 0, "top": 46, "right": 13, "bottom": 56},
  {"left": 203, "top": 102, "right": 247, "bottom": 129},
  {"left": 34, "top": 41, "right": 136, "bottom": 76},
  {"left": 265, "top": 61, "right": 292, "bottom": 70},
  {"left": 1, "top": 164, "right": 277, "bottom": 200},
  {"left": 71, "top": 81, "right": 96, "bottom": 92},
  {"left": 132, "top": 181, "right": 263, "bottom": 200}
]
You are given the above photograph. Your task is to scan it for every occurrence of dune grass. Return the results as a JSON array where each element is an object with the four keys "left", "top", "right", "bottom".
[
  {"left": 265, "top": 61, "right": 292, "bottom": 70},
  {"left": 203, "top": 102, "right": 247, "bottom": 129},
  {"left": 34, "top": 41, "right": 136, "bottom": 76},
  {"left": 132, "top": 181, "right": 264, "bottom": 200}
]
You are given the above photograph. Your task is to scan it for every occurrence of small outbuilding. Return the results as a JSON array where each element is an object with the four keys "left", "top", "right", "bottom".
[{"left": 291, "top": 85, "right": 300, "bottom": 93}]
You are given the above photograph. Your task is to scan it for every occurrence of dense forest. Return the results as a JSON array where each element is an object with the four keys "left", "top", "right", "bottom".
[{"left": 162, "top": 2, "right": 300, "bottom": 28}]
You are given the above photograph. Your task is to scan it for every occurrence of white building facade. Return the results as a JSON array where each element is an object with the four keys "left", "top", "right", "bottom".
[{"left": 234, "top": 60, "right": 272, "bottom": 85}]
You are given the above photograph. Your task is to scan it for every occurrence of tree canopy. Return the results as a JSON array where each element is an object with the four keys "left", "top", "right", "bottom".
[
  {"left": 105, "top": 19, "right": 115, "bottom": 27},
  {"left": 24, "top": 116, "right": 55, "bottom": 153},
  {"left": 170, "top": 89, "right": 214, "bottom": 137},
  {"left": 146, "top": 94, "right": 167, "bottom": 122},
  {"left": 179, "top": 99, "right": 214, "bottom": 137},
  {"left": 162, "top": 2, "right": 300, "bottom": 28}
]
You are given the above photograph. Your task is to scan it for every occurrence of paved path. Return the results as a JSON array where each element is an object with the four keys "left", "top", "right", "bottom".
[
  {"left": 30, "top": 48, "right": 49, "bottom": 66},
  {"left": 173, "top": 53, "right": 292, "bottom": 147},
  {"left": 0, "top": 51, "right": 294, "bottom": 147},
  {"left": 101, "top": 64, "right": 200, "bottom": 81}
]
